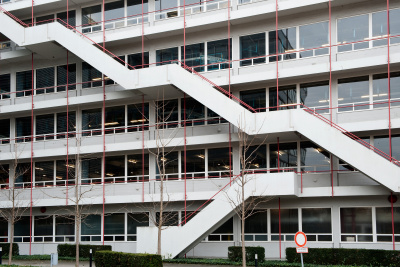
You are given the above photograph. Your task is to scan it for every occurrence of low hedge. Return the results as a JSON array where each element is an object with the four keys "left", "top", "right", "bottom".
[
  {"left": 95, "top": 251, "right": 162, "bottom": 267},
  {"left": 286, "top": 247, "right": 400, "bottom": 266},
  {"left": 228, "top": 246, "right": 265, "bottom": 262},
  {"left": 57, "top": 244, "right": 112, "bottom": 258},
  {"left": 0, "top": 243, "right": 19, "bottom": 256}
]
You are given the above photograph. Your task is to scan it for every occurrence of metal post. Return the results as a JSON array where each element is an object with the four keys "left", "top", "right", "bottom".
[
  {"left": 0, "top": 247, "right": 2, "bottom": 265},
  {"left": 255, "top": 253, "right": 258, "bottom": 267},
  {"left": 50, "top": 253, "right": 53, "bottom": 267},
  {"left": 300, "top": 253, "right": 304, "bottom": 267},
  {"left": 89, "top": 249, "right": 93, "bottom": 267}
]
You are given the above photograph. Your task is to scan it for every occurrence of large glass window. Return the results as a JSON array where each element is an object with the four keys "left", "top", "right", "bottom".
[
  {"left": 35, "top": 161, "right": 54, "bottom": 186},
  {"left": 271, "top": 209, "right": 298, "bottom": 241},
  {"left": 155, "top": 0, "right": 178, "bottom": 20},
  {"left": 82, "top": 62, "right": 102, "bottom": 88},
  {"left": 105, "top": 106, "right": 125, "bottom": 134},
  {"left": 0, "top": 74, "right": 10, "bottom": 99},
  {"left": 57, "top": 64, "right": 76, "bottom": 92},
  {"left": 57, "top": 10, "right": 76, "bottom": 27},
  {"left": 0, "top": 217, "right": 8, "bottom": 242},
  {"left": 82, "top": 108, "right": 102, "bottom": 136},
  {"left": 208, "top": 147, "right": 231, "bottom": 178},
  {"left": 0, "top": 119, "right": 10, "bottom": 144},
  {"left": 57, "top": 112, "right": 76, "bottom": 138},
  {"left": 104, "top": 213, "right": 125, "bottom": 241},
  {"left": 374, "top": 135, "right": 400, "bottom": 161},
  {"left": 128, "top": 52, "right": 149, "bottom": 69},
  {"left": 270, "top": 142, "right": 297, "bottom": 170},
  {"left": 16, "top": 117, "right": 32, "bottom": 142},
  {"left": 156, "top": 99, "right": 179, "bottom": 128},
  {"left": 81, "top": 158, "right": 102, "bottom": 184},
  {"left": 127, "top": 213, "right": 149, "bottom": 241},
  {"left": 269, "top": 28, "right": 297, "bottom": 62},
  {"left": 181, "top": 149, "right": 205, "bottom": 178},
  {"left": 208, "top": 217, "right": 233, "bottom": 241},
  {"left": 128, "top": 103, "right": 149, "bottom": 131},
  {"left": 376, "top": 207, "right": 400, "bottom": 242},
  {"left": 207, "top": 39, "right": 231, "bottom": 71},
  {"left": 156, "top": 47, "right": 179, "bottom": 65},
  {"left": 156, "top": 211, "right": 179, "bottom": 226},
  {"left": 341, "top": 207, "right": 372, "bottom": 242},
  {"left": 300, "top": 142, "right": 330, "bottom": 172},
  {"left": 156, "top": 151, "right": 179, "bottom": 180},
  {"left": 81, "top": 214, "right": 101, "bottom": 241},
  {"left": 0, "top": 164, "right": 9, "bottom": 188},
  {"left": 16, "top": 70, "right": 32, "bottom": 97},
  {"left": 36, "top": 14, "right": 54, "bottom": 26},
  {"left": 337, "top": 14, "right": 369, "bottom": 52},
  {"left": 56, "top": 159, "right": 75, "bottom": 186},
  {"left": 182, "top": 43, "right": 205, "bottom": 72},
  {"left": 338, "top": 76, "right": 369, "bottom": 112},
  {"left": 127, "top": 0, "right": 149, "bottom": 25},
  {"left": 372, "top": 9, "right": 400, "bottom": 47},
  {"left": 299, "top": 22, "right": 329, "bottom": 58},
  {"left": 243, "top": 145, "right": 267, "bottom": 170},
  {"left": 36, "top": 67, "right": 55, "bottom": 94},
  {"left": 128, "top": 154, "right": 149, "bottom": 182},
  {"left": 300, "top": 81, "right": 330, "bottom": 113},
  {"left": 244, "top": 211, "right": 268, "bottom": 241},
  {"left": 82, "top": 5, "right": 102, "bottom": 33},
  {"left": 181, "top": 97, "right": 205, "bottom": 126},
  {"left": 104, "top": 0, "right": 125, "bottom": 29},
  {"left": 36, "top": 114, "right": 54, "bottom": 141},
  {"left": 15, "top": 163, "right": 31, "bottom": 188},
  {"left": 105, "top": 155, "right": 125, "bottom": 183},
  {"left": 372, "top": 72, "right": 400, "bottom": 108},
  {"left": 269, "top": 85, "right": 297, "bottom": 111},
  {"left": 55, "top": 216, "right": 75, "bottom": 242},
  {"left": 240, "top": 33, "right": 266, "bottom": 66},
  {"left": 240, "top": 89, "right": 266, "bottom": 112},
  {"left": 302, "top": 208, "right": 332, "bottom": 241},
  {"left": 34, "top": 216, "right": 53, "bottom": 242},
  {"left": 14, "top": 217, "right": 31, "bottom": 242}
]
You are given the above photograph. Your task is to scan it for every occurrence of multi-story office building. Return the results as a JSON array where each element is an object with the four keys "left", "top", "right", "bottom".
[{"left": 0, "top": 0, "right": 399, "bottom": 259}]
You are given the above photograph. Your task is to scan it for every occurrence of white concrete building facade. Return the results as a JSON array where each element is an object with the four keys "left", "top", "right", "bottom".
[{"left": 0, "top": 0, "right": 399, "bottom": 259}]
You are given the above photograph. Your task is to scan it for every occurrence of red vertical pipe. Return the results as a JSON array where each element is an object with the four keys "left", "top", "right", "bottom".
[
  {"left": 277, "top": 137, "right": 280, "bottom": 172},
  {"left": 387, "top": 0, "right": 392, "bottom": 160},
  {"left": 275, "top": 0, "right": 279, "bottom": 110},
  {"left": 391, "top": 192, "right": 395, "bottom": 250},
  {"left": 279, "top": 197, "right": 281, "bottom": 259},
  {"left": 141, "top": 0, "right": 144, "bottom": 68},
  {"left": 184, "top": 93, "right": 187, "bottom": 224},
  {"left": 142, "top": 95, "right": 145, "bottom": 203},
  {"left": 66, "top": 0, "right": 69, "bottom": 206},
  {"left": 329, "top": 0, "right": 332, "bottom": 125},
  {"left": 102, "top": 0, "right": 106, "bottom": 246},
  {"left": 29, "top": 1, "right": 34, "bottom": 255},
  {"left": 228, "top": 0, "right": 232, "bottom": 186},
  {"left": 330, "top": 156, "right": 334, "bottom": 197}
]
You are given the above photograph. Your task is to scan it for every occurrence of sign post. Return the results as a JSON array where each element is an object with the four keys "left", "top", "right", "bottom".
[{"left": 295, "top": 231, "right": 308, "bottom": 267}]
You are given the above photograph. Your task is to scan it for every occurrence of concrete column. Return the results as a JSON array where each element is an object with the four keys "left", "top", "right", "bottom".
[
  {"left": 233, "top": 214, "right": 241, "bottom": 246},
  {"left": 232, "top": 142, "right": 240, "bottom": 176},
  {"left": 148, "top": 0, "right": 156, "bottom": 26},
  {"left": 331, "top": 205, "right": 340, "bottom": 248},
  {"left": 231, "top": 35, "right": 240, "bottom": 76}
]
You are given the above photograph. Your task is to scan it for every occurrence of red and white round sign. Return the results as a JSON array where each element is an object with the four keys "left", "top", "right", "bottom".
[{"left": 295, "top": 231, "right": 307, "bottom": 247}]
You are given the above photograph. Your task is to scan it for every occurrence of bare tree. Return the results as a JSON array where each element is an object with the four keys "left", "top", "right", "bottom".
[{"left": 0, "top": 143, "right": 31, "bottom": 265}]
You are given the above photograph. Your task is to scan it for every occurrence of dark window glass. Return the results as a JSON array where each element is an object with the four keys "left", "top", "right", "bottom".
[
  {"left": 270, "top": 142, "right": 297, "bottom": 169},
  {"left": 14, "top": 216, "right": 31, "bottom": 237},
  {"left": 240, "top": 89, "right": 266, "bottom": 112},
  {"left": 57, "top": 10, "right": 76, "bottom": 27},
  {"left": 82, "top": 214, "right": 101, "bottom": 235},
  {"left": 56, "top": 159, "right": 75, "bottom": 185},
  {"left": 128, "top": 213, "right": 149, "bottom": 235},
  {"left": 300, "top": 81, "right": 330, "bottom": 113},
  {"left": 245, "top": 211, "right": 267, "bottom": 233},
  {"left": 271, "top": 209, "right": 298, "bottom": 233},
  {"left": 56, "top": 112, "right": 76, "bottom": 138},
  {"left": 34, "top": 216, "right": 53, "bottom": 236},
  {"left": 36, "top": 14, "right": 54, "bottom": 25},
  {"left": 56, "top": 216, "right": 74, "bottom": 236},
  {"left": 105, "top": 106, "right": 125, "bottom": 134},
  {"left": 0, "top": 217, "right": 8, "bottom": 241},
  {"left": 16, "top": 117, "right": 32, "bottom": 142},
  {"left": 104, "top": 213, "right": 125, "bottom": 235},
  {"left": 0, "top": 119, "right": 10, "bottom": 143},
  {"left": 299, "top": 141, "right": 330, "bottom": 172},
  {"left": 57, "top": 64, "right": 76, "bottom": 91},
  {"left": 128, "top": 103, "right": 149, "bottom": 131},
  {"left": 213, "top": 217, "right": 233, "bottom": 234},
  {"left": 269, "top": 28, "right": 296, "bottom": 62},
  {"left": 337, "top": 14, "right": 369, "bottom": 52},
  {"left": 182, "top": 149, "right": 205, "bottom": 175},
  {"left": 0, "top": 164, "right": 9, "bottom": 186},
  {"left": 302, "top": 208, "right": 331, "bottom": 233},
  {"left": 208, "top": 147, "right": 231, "bottom": 177},
  {"left": 16, "top": 70, "right": 32, "bottom": 97},
  {"left": 82, "top": 108, "right": 102, "bottom": 135},
  {"left": 181, "top": 43, "right": 205, "bottom": 72},
  {"left": 128, "top": 52, "right": 150, "bottom": 69},
  {"left": 299, "top": 22, "right": 329, "bottom": 57},
  {"left": 82, "top": 62, "right": 102, "bottom": 88},
  {"left": 372, "top": 72, "right": 400, "bottom": 108},
  {"left": 207, "top": 39, "right": 231, "bottom": 71},
  {"left": 0, "top": 74, "right": 11, "bottom": 99},
  {"left": 36, "top": 114, "right": 54, "bottom": 140},
  {"left": 36, "top": 67, "right": 54, "bottom": 94},
  {"left": 156, "top": 212, "right": 179, "bottom": 227},
  {"left": 128, "top": 154, "right": 149, "bottom": 182},
  {"left": 338, "top": 76, "right": 370, "bottom": 112},
  {"left": 82, "top": 158, "right": 102, "bottom": 183},
  {"left": 105, "top": 155, "right": 125, "bottom": 180},
  {"left": 82, "top": 5, "right": 102, "bottom": 26},
  {"left": 15, "top": 163, "right": 31, "bottom": 187},
  {"left": 156, "top": 151, "right": 179, "bottom": 179},
  {"left": 376, "top": 207, "right": 400, "bottom": 235},
  {"left": 244, "top": 145, "right": 267, "bottom": 170},
  {"left": 269, "top": 85, "right": 297, "bottom": 111},
  {"left": 156, "top": 47, "right": 179, "bottom": 65},
  {"left": 240, "top": 33, "right": 266, "bottom": 66},
  {"left": 181, "top": 97, "right": 205, "bottom": 126},
  {"left": 340, "top": 208, "right": 372, "bottom": 242},
  {"left": 35, "top": 161, "right": 54, "bottom": 184},
  {"left": 156, "top": 99, "right": 179, "bottom": 128}
]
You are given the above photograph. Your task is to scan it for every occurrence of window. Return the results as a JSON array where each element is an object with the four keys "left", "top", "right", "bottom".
[
  {"left": 207, "top": 39, "right": 231, "bottom": 71},
  {"left": 156, "top": 151, "right": 179, "bottom": 180},
  {"left": 57, "top": 64, "right": 76, "bottom": 91},
  {"left": 36, "top": 114, "right": 54, "bottom": 140},
  {"left": 127, "top": 213, "right": 149, "bottom": 241},
  {"left": 372, "top": 72, "right": 400, "bottom": 108},
  {"left": 156, "top": 99, "right": 179, "bottom": 128},
  {"left": 156, "top": 212, "right": 179, "bottom": 227},
  {"left": 55, "top": 216, "right": 75, "bottom": 242},
  {"left": 0, "top": 119, "right": 10, "bottom": 144},
  {"left": 35, "top": 161, "right": 54, "bottom": 187},
  {"left": 0, "top": 74, "right": 10, "bottom": 99},
  {"left": 104, "top": 213, "right": 125, "bottom": 241},
  {"left": 182, "top": 43, "right": 205, "bottom": 72},
  {"left": 127, "top": 0, "right": 149, "bottom": 25},
  {"left": 156, "top": 47, "right": 179, "bottom": 65},
  {"left": 128, "top": 103, "right": 149, "bottom": 131},
  {"left": 302, "top": 208, "right": 332, "bottom": 241},
  {"left": 337, "top": 14, "right": 369, "bottom": 52},
  {"left": 36, "top": 67, "right": 55, "bottom": 94},
  {"left": 271, "top": 209, "right": 298, "bottom": 241},
  {"left": 56, "top": 159, "right": 75, "bottom": 186},
  {"left": 244, "top": 145, "right": 267, "bottom": 170},
  {"left": 208, "top": 217, "right": 233, "bottom": 241},
  {"left": 338, "top": 76, "right": 369, "bottom": 112},
  {"left": 0, "top": 164, "right": 9, "bottom": 188},
  {"left": 81, "top": 214, "right": 101, "bottom": 241},
  {"left": 374, "top": 135, "right": 400, "bottom": 161},
  {"left": 0, "top": 217, "right": 7, "bottom": 242},
  {"left": 14, "top": 216, "right": 31, "bottom": 242},
  {"left": 105, "top": 106, "right": 125, "bottom": 134},
  {"left": 57, "top": 10, "right": 76, "bottom": 27},
  {"left": 244, "top": 211, "right": 268, "bottom": 241},
  {"left": 300, "top": 81, "right": 330, "bottom": 113},
  {"left": 16, "top": 70, "right": 32, "bottom": 97},
  {"left": 82, "top": 62, "right": 102, "bottom": 88},
  {"left": 240, "top": 89, "right": 266, "bottom": 112},
  {"left": 127, "top": 154, "right": 149, "bottom": 182},
  {"left": 208, "top": 147, "right": 232, "bottom": 178},
  {"left": 82, "top": 5, "right": 102, "bottom": 33},
  {"left": 340, "top": 207, "right": 372, "bottom": 242},
  {"left": 56, "top": 112, "right": 76, "bottom": 138},
  {"left": 15, "top": 163, "right": 31, "bottom": 188},
  {"left": 82, "top": 108, "right": 102, "bottom": 136},
  {"left": 105, "top": 155, "right": 125, "bottom": 182},
  {"left": 82, "top": 158, "right": 102, "bottom": 184},
  {"left": 181, "top": 97, "right": 205, "bottom": 126},
  {"left": 16, "top": 117, "right": 32, "bottom": 142},
  {"left": 270, "top": 142, "right": 297, "bottom": 170},
  {"left": 372, "top": 9, "right": 400, "bottom": 47},
  {"left": 376, "top": 207, "right": 400, "bottom": 242},
  {"left": 180, "top": 0, "right": 202, "bottom": 14},
  {"left": 104, "top": 0, "right": 125, "bottom": 29},
  {"left": 128, "top": 52, "right": 149, "bottom": 69},
  {"left": 155, "top": 0, "right": 179, "bottom": 20},
  {"left": 207, "top": 107, "right": 227, "bottom": 124},
  {"left": 36, "top": 14, "right": 54, "bottom": 25},
  {"left": 269, "top": 85, "right": 297, "bottom": 111},
  {"left": 240, "top": 33, "right": 266, "bottom": 66},
  {"left": 269, "top": 27, "right": 297, "bottom": 62},
  {"left": 299, "top": 22, "right": 329, "bottom": 57},
  {"left": 34, "top": 216, "right": 53, "bottom": 242},
  {"left": 300, "top": 142, "right": 330, "bottom": 172},
  {"left": 181, "top": 149, "right": 205, "bottom": 178}
]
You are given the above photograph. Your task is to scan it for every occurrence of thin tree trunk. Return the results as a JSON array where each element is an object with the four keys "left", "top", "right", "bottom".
[
  {"left": 76, "top": 213, "right": 80, "bottom": 267},
  {"left": 241, "top": 172, "right": 246, "bottom": 267},
  {"left": 8, "top": 218, "right": 14, "bottom": 265}
]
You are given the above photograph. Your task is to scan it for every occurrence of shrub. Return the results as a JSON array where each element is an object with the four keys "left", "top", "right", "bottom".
[
  {"left": 0, "top": 243, "right": 19, "bottom": 256},
  {"left": 95, "top": 251, "right": 162, "bottom": 267},
  {"left": 228, "top": 246, "right": 265, "bottom": 262},
  {"left": 57, "top": 244, "right": 112, "bottom": 258},
  {"left": 286, "top": 247, "right": 400, "bottom": 266}
]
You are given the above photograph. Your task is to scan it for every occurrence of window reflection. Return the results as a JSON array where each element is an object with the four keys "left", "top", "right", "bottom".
[
  {"left": 269, "top": 28, "right": 296, "bottom": 62},
  {"left": 372, "top": 9, "right": 400, "bottom": 47},
  {"left": 181, "top": 97, "right": 205, "bottom": 126},
  {"left": 300, "top": 81, "right": 329, "bottom": 113},
  {"left": 156, "top": 47, "right": 179, "bottom": 65},
  {"left": 270, "top": 142, "right": 297, "bottom": 170},
  {"left": 269, "top": 85, "right": 297, "bottom": 111},
  {"left": 271, "top": 209, "right": 298, "bottom": 241},
  {"left": 182, "top": 43, "right": 205, "bottom": 72},
  {"left": 240, "top": 89, "right": 266, "bottom": 112},
  {"left": 340, "top": 208, "right": 372, "bottom": 242},
  {"left": 376, "top": 207, "right": 400, "bottom": 242},
  {"left": 240, "top": 33, "right": 266, "bottom": 66},
  {"left": 207, "top": 39, "right": 231, "bottom": 71},
  {"left": 338, "top": 76, "right": 369, "bottom": 112},
  {"left": 337, "top": 14, "right": 369, "bottom": 52},
  {"left": 300, "top": 141, "right": 330, "bottom": 172},
  {"left": 181, "top": 149, "right": 205, "bottom": 178},
  {"left": 208, "top": 147, "right": 232, "bottom": 178},
  {"left": 373, "top": 72, "right": 400, "bottom": 108},
  {"left": 299, "top": 22, "right": 329, "bottom": 58}
]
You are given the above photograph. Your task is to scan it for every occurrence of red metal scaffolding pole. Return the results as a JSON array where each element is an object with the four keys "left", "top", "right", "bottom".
[
  {"left": 387, "top": 0, "right": 392, "bottom": 160},
  {"left": 66, "top": 0, "right": 69, "bottom": 205},
  {"left": 275, "top": 0, "right": 279, "bottom": 110},
  {"left": 228, "top": 0, "right": 232, "bottom": 186},
  {"left": 279, "top": 197, "right": 281, "bottom": 259},
  {"left": 142, "top": 95, "right": 145, "bottom": 202},
  {"left": 183, "top": 0, "right": 187, "bottom": 224},
  {"left": 102, "top": 0, "right": 106, "bottom": 246},
  {"left": 29, "top": 0, "right": 34, "bottom": 255}
]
